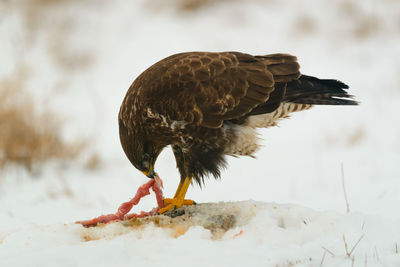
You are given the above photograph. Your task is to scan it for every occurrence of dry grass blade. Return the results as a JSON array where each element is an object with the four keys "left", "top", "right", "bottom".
[
  {"left": 341, "top": 163, "right": 350, "bottom": 213},
  {"left": 343, "top": 233, "right": 365, "bottom": 257},
  {"left": 349, "top": 233, "right": 365, "bottom": 256},
  {"left": 374, "top": 245, "right": 379, "bottom": 262},
  {"left": 148, "top": 0, "right": 232, "bottom": 12},
  {"left": 0, "top": 67, "right": 84, "bottom": 172},
  {"left": 320, "top": 250, "right": 327, "bottom": 266},
  {"left": 343, "top": 234, "right": 350, "bottom": 256},
  {"left": 321, "top": 246, "right": 335, "bottom": 257}
]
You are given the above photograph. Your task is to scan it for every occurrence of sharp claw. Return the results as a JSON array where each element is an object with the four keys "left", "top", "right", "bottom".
[
  {"left": 181, "top": 199, "right": 194, "bottom": 205},
  {"left": 163, "top": 198, "right": 174, "bottom": 205},
  {"left": 159, "top": 197, "right": 195, "bottom": 214}
]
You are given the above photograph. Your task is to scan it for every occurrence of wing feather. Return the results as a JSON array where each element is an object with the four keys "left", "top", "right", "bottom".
[{"left": 136, "top": 52, "right": 301, "bottom": 128}]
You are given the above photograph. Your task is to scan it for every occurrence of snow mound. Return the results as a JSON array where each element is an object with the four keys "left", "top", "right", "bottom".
[
  {"left": 1, "top": 201, "right": 400, "bottom": 266},
  {"left": 81, "top": 201, "right": 257, "bottom": 240}
]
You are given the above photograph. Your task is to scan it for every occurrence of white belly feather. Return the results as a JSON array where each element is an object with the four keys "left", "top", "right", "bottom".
[
  {"left": 223, "top": 103, "right": 312, "bottom": 156},
  {"left": 246, "top": 103, "right": 312, "bottom": 128}
]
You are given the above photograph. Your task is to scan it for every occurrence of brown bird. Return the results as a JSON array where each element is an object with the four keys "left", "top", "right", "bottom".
[{"left": 118, "top": 51, "right": 357, "bottom": 214}]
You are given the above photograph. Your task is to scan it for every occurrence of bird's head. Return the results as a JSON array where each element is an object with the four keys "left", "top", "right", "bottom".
[
  {"left": 137, "top": 152, "right": 157, "bottom": 178},
  {"left": 118, "top": 117, "right": 164, "bottom": 179}
]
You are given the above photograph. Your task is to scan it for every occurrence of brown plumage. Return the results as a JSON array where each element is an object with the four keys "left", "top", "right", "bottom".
[{"left": 118, "top": 52, "right": 357, "bottom": 208}]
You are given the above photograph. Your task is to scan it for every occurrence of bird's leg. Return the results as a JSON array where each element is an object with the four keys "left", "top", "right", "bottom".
[
  {"left": 173, "top": 180, "right": 184, "bottom": 198},
  {"left": 158, "top": 177, "right": 195, "bottom": 214}
]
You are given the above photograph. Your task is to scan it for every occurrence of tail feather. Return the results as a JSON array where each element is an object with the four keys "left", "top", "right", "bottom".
[{"left": 284, "top": 75, "right": 358, "bottom": 105}]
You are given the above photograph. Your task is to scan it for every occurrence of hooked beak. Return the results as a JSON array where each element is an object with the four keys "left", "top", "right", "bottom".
[
  {"left": 142, "top": 169, "right": 155, "bottom": 179},
  {"left": 141, "top": 156, "right": 156, "bottom": 178}
]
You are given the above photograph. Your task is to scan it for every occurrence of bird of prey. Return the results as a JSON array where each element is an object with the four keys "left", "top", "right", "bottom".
[{"left": 118, "top": 51, "right": 357, "bottom": 214}]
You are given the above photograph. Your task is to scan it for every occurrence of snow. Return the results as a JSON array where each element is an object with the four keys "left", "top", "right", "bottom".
[
  {"left": 1, "top": 202, "right": 399, "bottom": 266},
  {"left": 1, "top": 0, "right": 400, "bottom": 266}
]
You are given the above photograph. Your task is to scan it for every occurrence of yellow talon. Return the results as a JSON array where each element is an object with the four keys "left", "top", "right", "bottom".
[
  {"left": 158, "top": 177, "right": 195, "bottom": 214},
  {"left": 158, "top": 199, "right": 195, "bottom": 214},
  {"left": 163, "top": 198, "right": 195, "bottom": 205}
]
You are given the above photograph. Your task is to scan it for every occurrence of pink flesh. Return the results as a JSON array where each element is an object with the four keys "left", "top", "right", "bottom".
[{"left": 76, "top": 175, "right": 165, "bottom": 227}]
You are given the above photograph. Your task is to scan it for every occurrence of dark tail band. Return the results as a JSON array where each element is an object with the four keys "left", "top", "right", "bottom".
[{"left": 284, "top": 75, "right": 358, "bottom": 105}]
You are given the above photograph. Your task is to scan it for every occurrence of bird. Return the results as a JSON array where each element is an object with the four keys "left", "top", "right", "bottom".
[{"left": 118, "top": 51, "right": 357, "bottom": 214}]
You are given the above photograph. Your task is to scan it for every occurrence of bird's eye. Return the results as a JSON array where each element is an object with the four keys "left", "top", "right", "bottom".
[
  {"left": 141, "top": 153, "right": 151, "bottom": 170},
  {"left": 142, "top": 160, "right": 150, "bottom": 169}
]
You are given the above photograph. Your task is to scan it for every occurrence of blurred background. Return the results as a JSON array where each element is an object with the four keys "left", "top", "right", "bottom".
[{"left": 0, "top": 0, "right": 399, "bottom": 229}]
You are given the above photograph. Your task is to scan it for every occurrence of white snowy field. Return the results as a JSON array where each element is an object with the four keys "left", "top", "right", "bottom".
[{"left": 1, "top": 0, "right": 400, "bottom": 266}]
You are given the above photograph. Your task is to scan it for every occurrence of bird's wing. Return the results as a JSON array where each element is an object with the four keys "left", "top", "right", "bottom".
[{"left": 140, "top": 52, "right": 300, "bottom": 128}]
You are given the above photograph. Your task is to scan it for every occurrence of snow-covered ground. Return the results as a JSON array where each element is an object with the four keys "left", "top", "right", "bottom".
[
  {"left": 1, "top": 0, "right": 400, "bottom": 266},
  {"left": 2, "top": 201, "right": 400, "bottom": 267}
]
